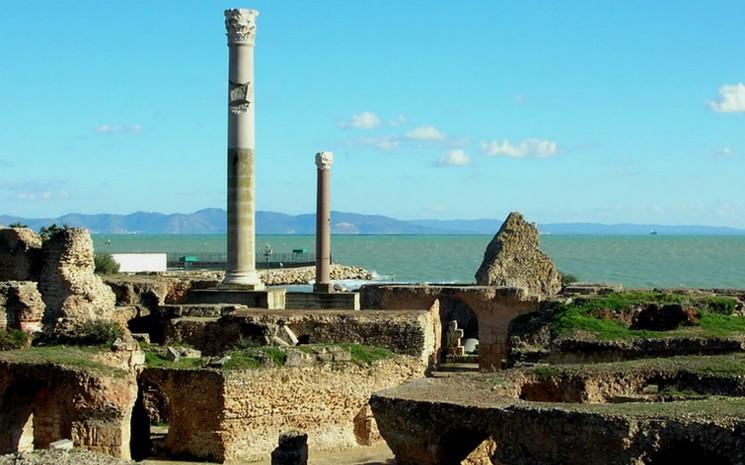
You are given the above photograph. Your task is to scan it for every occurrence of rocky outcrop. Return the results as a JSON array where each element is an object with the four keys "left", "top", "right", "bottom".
[
  {"left": 38, "top": 228, "right": 116, "bottom": 328},
  {"left": 0, "top": 228, "right": 42, "bottom": 282},
  {"left": 475, "top": 212, "right": 561, "bottom": 298},
  {"left": 0, "top": 282, "right": 44, "bottom": 333}
]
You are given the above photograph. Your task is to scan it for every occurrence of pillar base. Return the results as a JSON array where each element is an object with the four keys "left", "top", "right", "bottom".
[
  {"left": 313, "top": 283, "right": 333, "bottom": 294},
  {"left": 223, "top": 271, "right": 265, "bottom": 290}
]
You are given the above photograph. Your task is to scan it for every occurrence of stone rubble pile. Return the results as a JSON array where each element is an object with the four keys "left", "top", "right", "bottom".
[{"left": 260, "top": 264, "right": 373, "bottom": 285}]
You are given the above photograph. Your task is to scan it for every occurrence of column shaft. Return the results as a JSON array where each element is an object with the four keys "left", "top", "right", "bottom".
[
  {"left": 314, "top": 152, "right": 333, "bottom": 293},
  {"left": 224, "top": 9, "right": 263, "bottom": 288}
]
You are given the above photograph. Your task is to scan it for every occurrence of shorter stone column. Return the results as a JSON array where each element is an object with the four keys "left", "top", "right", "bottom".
[{"left": 313, "top": 152, "right": 333, "bottom": 293}]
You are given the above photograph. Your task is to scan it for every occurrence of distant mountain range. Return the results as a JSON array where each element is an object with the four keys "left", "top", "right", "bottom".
[{"left": 1, "top": 209, "right": 744, "bottom": 235}]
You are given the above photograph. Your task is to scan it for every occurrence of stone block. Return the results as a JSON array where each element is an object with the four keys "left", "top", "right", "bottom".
[
  {"left": 165, "top": 346, "right": 181, "bottom": 362},
  {"left": 285, "top": 349, "right": 313, "bottom": 367},
  {"left": 49, "top": 438, "right": 74, "bottom": 450}
]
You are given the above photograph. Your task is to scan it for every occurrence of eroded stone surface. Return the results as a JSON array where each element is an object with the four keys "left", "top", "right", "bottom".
[
  {"left": 0, "top": 282, "right": 44, "bottom": 333},
  {"left": 0, "top": 358, "right": 137, "bottom": 459},
  {"left": 138, "top": 356, "right": 424, "bottom": 463},
  {"left": 38, "top": 228, "right": 116, "bottom": 328},
  {"left": 475, "top": 212, "right": 561, "bottom": 298},
  {"left": 0, "top": 228, "right": 42, "bottom": 282},
  {"left": 371, "top": 362, "right": 745, "bottom": 465}
]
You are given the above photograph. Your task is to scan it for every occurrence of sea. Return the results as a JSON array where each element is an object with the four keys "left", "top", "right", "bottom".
[{"left": 92, "top": 234, "right": 745, "bottom": 289}]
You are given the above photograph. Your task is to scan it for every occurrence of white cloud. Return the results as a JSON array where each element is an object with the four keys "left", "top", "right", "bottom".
[
  {"left": 93, "top": 124, "right": 144, "bottom": 135},
  {"left": 437, "top": 149, "right": 471, "bottom": 167},
  {"left": 405, "top": 125, "right": 445, "bottom": 141},
  {"left": 481, "top": 138, "right": 559, "bottom": 158},
  {"left": 717, "top": 147, "right": 735, "bottom": 156},
  {"left": 707, "top": 83, "right": 745, "bottom": 113},
  {"left": 338, "top": 111, "right": 381, "bottom": 129},
  {"left": 388, "top": 115, "right": 407, "bottom": 127},
  {"left": 353, "top": 136, "right": 400, "bottom": 151},
  {"left": 15, "top": 191, "right": 52, "bottom": 201}
]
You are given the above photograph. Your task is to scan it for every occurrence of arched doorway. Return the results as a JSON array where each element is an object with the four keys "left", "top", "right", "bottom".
[{"left": 438, "top": 295, "right": 479, "bottom": 364}]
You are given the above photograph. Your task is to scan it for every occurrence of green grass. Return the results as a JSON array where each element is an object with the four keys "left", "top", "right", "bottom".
[
  {"left": 551, "top": 291, "right": 744, "bottom": 341},
  {"left": 0, "top": 345, "right": 127, "bottom": 377},
  {"left": 144, "top": 351, "right": 203, "bottom": 369},
  {"left": 344, "top": 343, "right": 393, "bottom": 364}
]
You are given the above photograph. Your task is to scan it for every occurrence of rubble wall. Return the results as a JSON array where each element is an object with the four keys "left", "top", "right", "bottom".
[
  {"left": 221, "top": 356, "right": 424, "bottom": 463},
  {"left": 0, "top": 360, "right": 136, "bottom": 459}
]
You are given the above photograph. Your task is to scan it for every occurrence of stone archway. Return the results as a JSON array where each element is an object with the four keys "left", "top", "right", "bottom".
[
  {"left": 438, "top": 295, "right": 479, "bottom": 363},
  {"left": 0, "top": 382, "right": 38, "bottom": 453}
]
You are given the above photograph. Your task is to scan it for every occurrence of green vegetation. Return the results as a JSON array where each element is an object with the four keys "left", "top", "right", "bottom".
[
  {"left": 551, "top": 291, "right": 743, "bottom": 341},
  {"left": 55, "top": 320, "right": 124, "bottom": 346},
  {"left": 142, "top": 342, "right": 393, "bottom": 370},
  {"left": 94, "top": 252, "right": 120, "bottom": 274},
  {"left": 530, "top": 365, "right": 561, "bottom": 380},
  {"left": 144, "top": 351, "right": 203, "bottom": 369},
  {"left": 560, "top": 271, "right": 579, "bottom": 286},
  {"left": 8, "top": 222, "right": 27, "bottom": 228},
  {"left": 0, "top": 345, "right": 127, "bottom": 377},
  {"left": 39, "top": 223, "right": 65, "bottom": 242},
  {"left": 0, "top": 329, "right": 30, "bottom": 351}
]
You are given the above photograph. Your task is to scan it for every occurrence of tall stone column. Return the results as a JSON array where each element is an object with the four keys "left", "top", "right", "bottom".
[
  {"left": 314, "top": 152, "right": 333, "bottom": 293},
  {"left": 223, "top": 9, "right": 263, "bottom": 289}
]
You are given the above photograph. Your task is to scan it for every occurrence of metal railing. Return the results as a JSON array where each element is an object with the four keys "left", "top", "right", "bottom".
[{"left": 166, "top": 252, "right": 317, "bottom": 270}]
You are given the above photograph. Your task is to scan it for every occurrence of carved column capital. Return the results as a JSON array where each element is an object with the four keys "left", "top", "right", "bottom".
[
  {"left": 225, "top": 9, "right": 258, "bottom": 46},
  {"left": 315, "top": 152, "right": 334, "bottom": 170}
]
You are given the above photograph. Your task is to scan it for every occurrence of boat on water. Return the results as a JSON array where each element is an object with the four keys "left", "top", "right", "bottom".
[{"left": 649, "top": 230, "right": 658, "bottom": 235}]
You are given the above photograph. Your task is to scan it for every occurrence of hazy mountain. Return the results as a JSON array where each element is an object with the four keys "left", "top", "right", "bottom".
[
  {"left": 1, "top": 209, "right": 744, "bottom": 235},
  {"left": 0, "top": 209, "right": 443, "bottom": 235}
]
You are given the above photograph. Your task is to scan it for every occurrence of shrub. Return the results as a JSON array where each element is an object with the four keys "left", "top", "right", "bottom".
[
  {"left": 94, "top": 253, "right": 120, "bottom": 274},
  {"left": 702, "top": 296, "right": 739, "bottom": 315},
  {"left": 39, "top": 223, "right": 64, "bottom": 242},
  {"left": 0, "top": 329, "right": 30, "bottom": 351},
  {"left": 560, "top": 271, "right": 579, "bottom": 286},
  {"left": 54, "top": 320, "right": 124, "bottom": 346}
]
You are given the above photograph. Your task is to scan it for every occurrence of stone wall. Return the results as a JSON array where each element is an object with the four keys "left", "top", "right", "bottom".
[
  {"left": 0, "top": 282, "right": 44, "bottom": 333},
  {"left": 0, "top": 228, "right": 41, "bottom": 282},
  {"left": 38, "top": 228, "right": 116, "bottom": 328},
  {"left": 139, "top": 356, "right": 424, "bottom": 463},
  {"left": 360, "top": 284, "right": 541, "bottom": 370},
  {"left": 0, "top": 360, "right": 137, "bottom": 459},
  {"left": 157, "top": 308, "right": 439, "bottom": 365}
]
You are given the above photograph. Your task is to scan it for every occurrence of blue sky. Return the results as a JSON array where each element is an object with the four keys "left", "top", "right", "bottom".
[{"left": 1, "top": 1, "right": 744, "bottom": 226}]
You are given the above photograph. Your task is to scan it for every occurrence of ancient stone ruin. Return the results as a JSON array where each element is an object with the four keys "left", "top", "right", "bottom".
[
  {"left": 475, "top": 211, "right": 561, "bottom": 298},
  {"left": 38, "top": 228, "right": 116, "bottom": 330},
  {"left": 0, "top": 228, "right": 41, "bottom": 282},
  {"left": 0, "top": 282, "right": 44, "bottom": 333}
]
